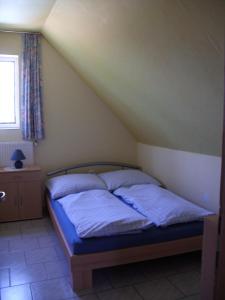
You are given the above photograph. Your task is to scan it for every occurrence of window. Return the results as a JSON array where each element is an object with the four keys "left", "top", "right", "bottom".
[{"left": 0, "top": 55, "right": 20, "bottom": 129}]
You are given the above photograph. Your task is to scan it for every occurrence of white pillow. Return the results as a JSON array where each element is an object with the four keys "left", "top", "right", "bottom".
[
  {"left": 46, "top": 173, "right": 107, "bottom": 200},
  {"left": 98, "top": 169, "right": 160, "bottom": 191},
  {"left": 114, "top": 184, "right": 213, "bottom": 226}
]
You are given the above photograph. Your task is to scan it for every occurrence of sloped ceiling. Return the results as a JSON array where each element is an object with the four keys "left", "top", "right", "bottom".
[{"left": 0, "top": 0, "right": 224, "bottom": 156}]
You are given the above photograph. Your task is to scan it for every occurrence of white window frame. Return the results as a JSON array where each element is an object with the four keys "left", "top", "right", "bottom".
[{"left": 0, "top": 54, "right": 20, "bottom": 129}]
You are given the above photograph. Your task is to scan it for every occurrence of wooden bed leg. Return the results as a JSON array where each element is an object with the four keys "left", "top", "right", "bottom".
[{"left": 71, "top": 268, "right": 92, "bottom": 291}]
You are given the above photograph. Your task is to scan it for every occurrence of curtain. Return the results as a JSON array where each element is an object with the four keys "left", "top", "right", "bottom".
[{"left": 21, "top": 33, "right": 44, "bottom": 141}]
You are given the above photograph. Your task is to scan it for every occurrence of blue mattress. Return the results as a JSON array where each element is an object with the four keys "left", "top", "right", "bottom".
[{"left": 51, "top": 199, "right": 203, "bottom": 255}]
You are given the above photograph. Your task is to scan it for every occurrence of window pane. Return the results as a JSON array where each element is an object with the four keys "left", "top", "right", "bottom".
[{"left": 0, "top": 61, "right": 16, "bottom": 123}]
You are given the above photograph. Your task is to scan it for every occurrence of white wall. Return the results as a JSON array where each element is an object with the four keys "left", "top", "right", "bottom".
[{"left": 138, "top": 143, "right": 221, "bottom": 213}]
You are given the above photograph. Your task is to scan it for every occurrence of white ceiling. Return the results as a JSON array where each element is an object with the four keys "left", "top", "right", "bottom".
[{"left": 0, "top": 0, "right": 56, "bottom": 31}]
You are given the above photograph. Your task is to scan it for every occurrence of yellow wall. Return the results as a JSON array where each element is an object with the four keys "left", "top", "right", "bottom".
[
  {"left": 43, "top": 0, "right": 224, "bottom": 156},
  {"left": 0, "top": 32, "right": 137, "bottom": 171}
]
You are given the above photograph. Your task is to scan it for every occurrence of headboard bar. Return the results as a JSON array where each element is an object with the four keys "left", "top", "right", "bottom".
[{"left": 47, "top": 161, "right": 140, "bottom": 177}]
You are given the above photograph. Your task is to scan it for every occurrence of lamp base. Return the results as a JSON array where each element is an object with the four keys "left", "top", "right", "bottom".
[{"left": 14, "top": 160, "right": 23, "bottom": 169}]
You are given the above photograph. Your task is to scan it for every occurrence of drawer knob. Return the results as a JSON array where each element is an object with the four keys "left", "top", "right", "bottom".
[{"left": 0, "top": 191, "right": 6, "bottom": 202}]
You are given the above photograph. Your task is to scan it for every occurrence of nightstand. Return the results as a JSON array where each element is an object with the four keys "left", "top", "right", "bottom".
[{"left": 0, "top": 166, "right": 42, "bottom": 222}]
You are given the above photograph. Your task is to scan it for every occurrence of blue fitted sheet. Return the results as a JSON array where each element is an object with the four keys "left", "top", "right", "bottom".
[{"left": 51, "top": 199, "right": 203, "bottom": 255}]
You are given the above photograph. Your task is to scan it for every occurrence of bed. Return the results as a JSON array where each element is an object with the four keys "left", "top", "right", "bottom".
[{"left": 46, "top": 162, "right": 206, "bottom": 291}]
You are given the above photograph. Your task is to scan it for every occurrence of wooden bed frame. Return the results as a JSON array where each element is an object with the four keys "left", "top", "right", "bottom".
[{"left": 46, "top": 162, "right": 203, "bottom": 291}]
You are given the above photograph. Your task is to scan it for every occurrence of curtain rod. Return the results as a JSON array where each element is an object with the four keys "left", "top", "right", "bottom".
[{"left": 0, "top": 29, "right": 41, "bottom": 34}]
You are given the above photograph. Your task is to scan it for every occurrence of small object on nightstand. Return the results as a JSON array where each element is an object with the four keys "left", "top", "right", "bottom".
[{"left": 11, "top": 149, "right": 26, "bottom": 169}]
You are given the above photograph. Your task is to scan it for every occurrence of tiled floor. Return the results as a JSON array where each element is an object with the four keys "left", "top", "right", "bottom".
[{"left": 0, "top": 217, "right": 201, "bottom": 300}]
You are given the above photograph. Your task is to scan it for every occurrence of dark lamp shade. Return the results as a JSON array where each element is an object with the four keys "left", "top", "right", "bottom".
[{"left": 11, "top": 149, "right": 26, "bottom": 161}]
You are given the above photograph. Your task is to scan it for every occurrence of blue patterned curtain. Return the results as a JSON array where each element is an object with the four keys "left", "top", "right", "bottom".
[{"left": 21, "top": 33, "right": 44, "bottom": 141}]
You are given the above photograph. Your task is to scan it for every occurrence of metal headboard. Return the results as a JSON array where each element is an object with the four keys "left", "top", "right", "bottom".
[{"left": 47, "top": 161, "right": 141, "bottom": 177}]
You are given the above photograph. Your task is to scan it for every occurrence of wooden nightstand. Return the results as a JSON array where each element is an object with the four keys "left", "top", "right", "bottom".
[{"left": 0, "top": 166, "right": 42, "bottom": 222}]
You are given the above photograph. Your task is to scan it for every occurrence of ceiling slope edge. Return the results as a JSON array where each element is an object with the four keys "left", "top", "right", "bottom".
[{"left": 41, "top": 28, "right": 139, "bottom": 142}]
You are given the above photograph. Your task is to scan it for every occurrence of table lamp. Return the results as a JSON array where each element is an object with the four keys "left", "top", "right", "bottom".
[{"left": 11, "top": 149, "right": 26, "bottom": 169}]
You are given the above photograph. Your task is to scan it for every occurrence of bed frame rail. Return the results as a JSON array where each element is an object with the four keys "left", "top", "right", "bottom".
[{"left": 47, "top": 161, "right": 140, "bottom": 177}]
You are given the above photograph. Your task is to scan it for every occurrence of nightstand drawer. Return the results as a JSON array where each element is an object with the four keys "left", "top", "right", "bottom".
[{"left": 0, "top": 171, "right": 41, "bottom": 183}]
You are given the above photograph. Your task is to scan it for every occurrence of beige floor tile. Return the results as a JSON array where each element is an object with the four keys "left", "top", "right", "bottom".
[
  {"left": 168, "top": 271, "right": 200, "bottom": 296},
  {"left": 0, "top": 251, "right": 26, "bottom": 269},
  {"left": 105, "top": 263, "right": 147, "bottom": 288},
  {"left": 21, "top": 225, "right": 52, "bottom": 237},
  {"left": 0, "top": 217, "right": 203, "bottom": 300},
  {"left": 0, "top": 269, "right": 10, "bottom": 288},
  {"left": 0, "top": 221, "right": 22, "bottom": 232},
  {"left": 135, "top": 278, "right": 183, "bottom": 300},
  {"left": 38, "top": 234, "right": 60, "bottom": 248},
  {"left": 9, "top": 236, "right": 39, "bottom": 251},
  {"left": 140, "top": 260, "right": 178, "bottom": 282},
  {"left": 0, "top": 227, "right": 21, "bottom": 241},
  {"left": 166, "top": 252, "right": 201, "bottom": 273},
  {"left": 31, "top": 218, "right": 52, "bottom": 228},
  {"left": 18, "top": 220, "right": 34, "bottom": 230},
  {"left": 0, "top": 240, "right": 9, "bottom": 253},
  {"left": 25, "top": 246, "right": 59, "bottom": 264},
  {"left": 55, "top": 244, "right": 67, "bottom": 260},
  {"left": 11, "top": 263, "right": 47, "bottom": 285},
  {"left": 1, "top": 284, "right": 32, "bottom": 300},
  {"left": 31, "top": 277, "right": 75, "bottom": 300},
  {"left": 98, "top": 286, "right": 142, "bottom": 300},
  {"left": 44, "top": 260, "right": 70, "bottom": 279}
]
